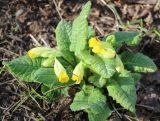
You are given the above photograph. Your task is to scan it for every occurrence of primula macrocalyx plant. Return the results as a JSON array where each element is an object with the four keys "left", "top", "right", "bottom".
[{"left": 3, "top": 1, "right": 157, "bottom": 121}]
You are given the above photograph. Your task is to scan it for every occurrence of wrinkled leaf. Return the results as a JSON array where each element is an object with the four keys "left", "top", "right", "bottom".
[
  {"left": 88, "top": 74, "right": 107, "bottom": 88},
  {"left": 88, "top": 26, "right": 95, "bottom": 39},
  {"left": 70, "top": 1, "right": 91, "bottom": 52},
  {"left": 121, "top": 52, "right": 157, "bottom": 73},
  {"left": 55, "top": 20, "right": 75, "bottom": 63},
  {"left": 70, "top": 86, "right": 112, "bottom": 121},
  {"left": 107, "top": 73, "right": 136, "bottom": 113},
  {"left": 55, "top": 20, "right": 72, "bottom": 51},
  {"left": 77, "top": 51, "right": 115, "bottom": 78},
  {"left": 105, "top": 31, "right": 141, "bottom": 48},
  {"left": 130, "top": 73, "right": 141, "bottom": 83},
  {"left": 3, "top": 55, "right": 62, "bottom": 87}
]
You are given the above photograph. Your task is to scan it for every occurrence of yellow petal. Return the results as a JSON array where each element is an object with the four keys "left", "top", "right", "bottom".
[
  {"left": 54, "top": 58, "right": 70, "bottom": 83},
  {"left": 71, "top": 62, "right": 84, "bottom": 84},
  {"left": 89, "top": 37, "right": 99, "bottom": 47},
  {"left": 28, "top": 50, "right": 37, "bottom": 59},
  {"left": 72, "top": 74, "right": 81, "bottom": 84},
  {"left": 89, "top": 38, "right": 116, "bottom": 59},
  {"left": 59, "top": 70, "right": 69, "bottom": 83},
  {"left": 27, "top": 47, "right": 60, "bottom": 59},
  {"left": 92, "top": 45, "right": 103, "bottom": 54}
]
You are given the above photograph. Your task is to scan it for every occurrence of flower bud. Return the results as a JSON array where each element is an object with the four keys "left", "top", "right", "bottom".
[
  {"left": 54, "top": 58, "right": 69, "bottom": 83},
  {"left": 72, "top": 61, "right": 84, "bottom": 84},
  {"left": 88, "top": 37, "right": 116, "bottom": 59},
  {"left": 28, "top": 47, "right": 60, "bottom": 59},
  {"left": 115, "top": 55, "right": 124, "bottom": 73}
]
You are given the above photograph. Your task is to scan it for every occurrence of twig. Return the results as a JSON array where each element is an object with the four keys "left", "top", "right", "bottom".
[
  {"left": 111, "top": 102, "right": 122, "bottom": 118},
  {"left": 0, "top": 106, "right": 8, "bottom": 110},
  {"left": 0, "top": 47, "right": 19, "bottom": 56},
  {"left": 6, "top": 35, "right": 24, "bottom": 43},
  {"left": 20, "top": 105, "right": 31, "bottom": 111},
  {"left": 151, "top": 115, "right": 160, "bottom": 119},
  {"left": 154, "top": 0, "right": 160, "bottom": 11},
  {"left": 39, "top": 35, "right": 50, "bottom": 47},
  {"left": 2, "top": 96, "right": 29, "bottom": 120},
  {"left": 124, "top": 114, "right": 133, "bottom": 121},
  {"left": 136, "top": 104, "right": 154, "bottom": 110},
  {"left": 124, "top": 114, "right": 140, "bottom": 121},
  {"left": 43, "top": 84, "right": 74, "bottom": 95},
  {"left": 11, "top": 96, "right": 29, "bottom": 113},
  {"left": 29, "top": 34, "right": 41, "bottom": 46},
  {"left": 0, "top": 79, "right": 16, "bottom": 86},
  {"left": 53, "top": 0, "right": 62, "bottom": 19},
  {"left": 29, "top": 95, "right": 43, "bottom": 110},
  {"left": 90, "top": 21, "right": 104, "bottom": 35},
  {"left": 100, "top": 0, "right": 123, "bottom": 28}
]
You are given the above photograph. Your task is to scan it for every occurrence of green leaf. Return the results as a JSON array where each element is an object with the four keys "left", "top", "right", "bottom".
[
  {"left": 78, "top": 51, "right": 115, "bottom": 78},
  {"left": 70, "top": 1, "right": 91, "bottom": 52},
  {"left": 70, "top": 86, "right": 112, "bottom": 121},
  {"left": 121, "top": 52, "right": 157, "bottom": 73},
  {"left": 105, "top": 31, "right": 141, "bottom": 48},
  {"left": 41, "top": 85, "right": 68, "bottom": 101},
  {"left": 79, "top": 1, "right": 92, "bottom": 18},
  {"left": 3, "top": 55, "right": 62, "bottom": 87},
  {"left": 3, "top": 56, "right": 45, "bottom": 82},
  {"left": 55, "top": 20, "right": 75, "bottom": 63},
  {"left": 104, "top": 34, "right": 116, "bottom": 45},
  {"left": 32, "top": 68, "right": 61, "bottom": 88},
  {"left": 55, "top": 20, "right": 72, "bottom": 51},
  {"left": 130, "top": 73, "right": 141, "bottom": 83},
  {"left": 88, "top": 26, "right": 95, "bottom": 39},
  {"left": 70, "top": 17, "right": 88, "bottom": 52},
  {"left": 88, "top": 74, "right": 107, "bottom": 88},
  {"left": 106, "top": 73, "right": 136, "bottom": 113}
]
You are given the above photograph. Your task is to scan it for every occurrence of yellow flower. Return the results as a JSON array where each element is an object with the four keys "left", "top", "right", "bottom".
[
  {"left": 92, "top": 45, "right": 104, "bottom": 53},
  {"left": 72, "top": 62, "right": 84, "bottom": 84},
  {"left": 27, "top": 47, "right": 60, "bottom": 59},
  {"left": 59, "top": 70, "right": 69, "bottom": 83},
  {"left": 54, "top": 58, "right": 69, "bottom": 83},
  {"left": 89, "top": 37, "right": 100, "bottom": 47},
  {"left": 28, "top": 49, "right": 39, "bottom": 59},
  {"left": 115, "top": 55, "right": 124, "bottom": 73},
  {"left": 88, "top": 37, "right": 116, "bottom": 59}
]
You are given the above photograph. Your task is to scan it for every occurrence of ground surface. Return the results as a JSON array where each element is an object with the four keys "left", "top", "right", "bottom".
[{"left": 0, "top": 0, "right": 160, "bottom": 121}]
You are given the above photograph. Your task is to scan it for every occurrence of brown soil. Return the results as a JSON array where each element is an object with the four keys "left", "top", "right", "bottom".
[{"left": 0, "top": 0, "right": 160, "bottom": 121}]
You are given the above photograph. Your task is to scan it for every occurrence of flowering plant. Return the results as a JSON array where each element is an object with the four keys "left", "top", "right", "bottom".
[{"left": 3, "top": 1, "right": 157, "bottom": 120}]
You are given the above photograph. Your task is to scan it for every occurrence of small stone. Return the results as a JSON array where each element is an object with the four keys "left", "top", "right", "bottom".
[{"left": 151, "top": 93, "right": 157, "bottom": 98}]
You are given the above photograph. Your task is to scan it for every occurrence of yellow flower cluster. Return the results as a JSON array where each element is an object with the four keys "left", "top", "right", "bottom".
[
  {"left": 27, "top": 47, "right": 56, "bottom": 59},
  {"left": 54, "top": 59, "right": 84, "bottom": 84},
  {"left": 27, "top": 47, "right": 60, "bottom": 67},
  {"left": 89, "top": 37, "right": 124, "bottom": 73},
  {"left": 28, "top": 47, "right": 85, "bottom": 84},
  {"left": 27, "top": 37, "right": 125, "bottom": 84},
  {"left": 89, "top": 37, "right": 116, "bottom": 59}
]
